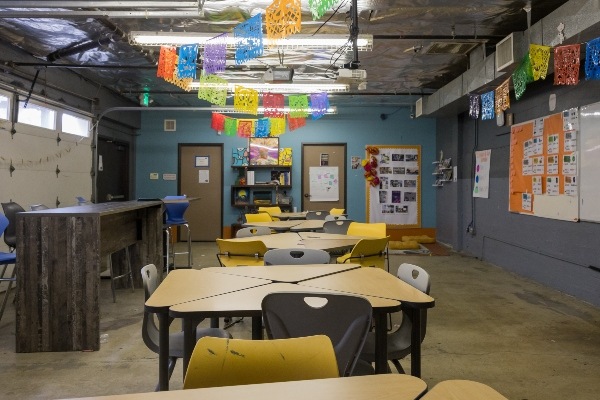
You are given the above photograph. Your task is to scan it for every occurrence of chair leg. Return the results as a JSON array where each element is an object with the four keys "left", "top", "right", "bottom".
[
  {"left": 185, "top": 223, "right": 192, "bottom": 268},
  {"left": 164, "top": 227, "right": 171, "bottom": 274},
  {"left": 0, "top": 264, "right": 17, "bottom": 322},
  {"left": 391, "top": 359, "right": 405, "bottom": 374},
  {"left": 125, "top": 246, "right": 135, "bottom": 293},
  {"left": 107, "top": 254, "right": 117, "bottom": 303}
]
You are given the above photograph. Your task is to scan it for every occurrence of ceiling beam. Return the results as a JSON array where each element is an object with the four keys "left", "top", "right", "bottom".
[
  {"left": 0, "top": 1, "right": 199, "bottom": 7},
  {"left": 0, "top": 10, "right": 201, "bottom": 18}
]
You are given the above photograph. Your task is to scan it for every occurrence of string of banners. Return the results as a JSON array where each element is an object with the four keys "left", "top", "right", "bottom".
[{"left": 469, "top": 38, "right": 600, "bottom": 120}]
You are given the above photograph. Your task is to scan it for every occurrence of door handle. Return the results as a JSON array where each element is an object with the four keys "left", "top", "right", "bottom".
[
  {"left": 304, "top": 193, "right": 311, "bottom": 198},
  {"left": 106, "top": 194, "right": 125, "bottom": 201}
]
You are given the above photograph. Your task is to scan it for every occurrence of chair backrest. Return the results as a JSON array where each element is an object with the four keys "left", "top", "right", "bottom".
[
  {"left": 1, "top": 202, "right": 25, "bottom": 250},
  {"left": 30, "top": 204, "right": 50, "bottom": 211},
  {"left": 306, "top": 210, "right": 330, "bottom": 220},
  {"left": 258, "top": 206, "right": 282, "bottom": 220},
  {"left": 216, "top": 239, "right": 268, "bottom": 267},
  {"left": 183, "top": 335, "right": 339, "bottom": 389},
  {"left": 322, "top": 219, "right": 354, "bottom": 234},
  {"left": 75, "top": 196, "right": 91, "bottom": 205},
  {"left": 262, "top": 292, "right": 372, "bottom": 376},
  {"left": 396, "top": 263, "right": 431, "bottom": 341},
  {"left": 163, "top": 196, "right": 189, "bottom": 225},
  {"left": 0, "top": 214, "right": 9, "bottom": 237},
  {"left": 324, "top": 214, "right": 347, "bottom": 221},
  {"left": 329, "top": 208, "right": 345, "bottom": 215},
  {"left": 264, "top": 248, "right": 331, "bottom": 265},
  {"left": 140, "top": 264, "right": 160, "bottom": 354},
  {"left": 347, "top": 222, "right": 387, "bottom": 238},
  {"left": 344, "top": 237, "right": 389, "bottom": 269},
  {"left": 236, "top": 226, "right": 272, "bottom": 238},
  {"left": 245, "top": 213, "right": 272, "bottom": 223}
]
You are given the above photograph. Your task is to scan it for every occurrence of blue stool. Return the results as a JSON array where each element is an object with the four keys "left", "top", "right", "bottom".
[
  {"left": 0, "top": 214, "right": 17, "bottom": 322},
  {"left": 163, "top": 196, "right": 192, "bottom": 272}
]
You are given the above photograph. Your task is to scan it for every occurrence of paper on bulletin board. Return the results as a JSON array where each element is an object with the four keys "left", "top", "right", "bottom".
[
  {"left": 198, "top": 170, "right": 209, "bottom": 183},
  {"left": 309, "top": 166, "right": 339, "bottom": 201},
  {"left": 473, "top": 149, "right": 491, "bottom": 198}
]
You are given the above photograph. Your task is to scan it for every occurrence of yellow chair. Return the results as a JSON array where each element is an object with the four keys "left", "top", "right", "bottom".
[
  {"left": 245, "top": 212, "right": 272, "bottom": 223},
  {"left": 330, "top": 208, "right": 345, "bottom": 215},
  {"left": 258, "top": 206, "right": 282, "bottom": 221},
  {"left": 183, "top": 335, "right": 339, "bottom": 389},
  {"left": 346, "top": 222, "right": 386, "bottom": 237},
  {"left": 336, "top": 236, "right": 389, "bottom": 269},
  {"left": 216, "top": 239, "right": 268, "bottom": 267}
]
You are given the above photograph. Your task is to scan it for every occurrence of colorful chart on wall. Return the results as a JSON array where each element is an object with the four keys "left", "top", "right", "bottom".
[
  {"left": 309, "top": 166, "right": 339, "bottom": 201},
  {"left": 508, "top": 110, "right": 579, "bottom": 221},
  {"left": 473, "top": 149, "right": 491, "bottom": 198},
  {"left": 366, "top": 145, "right": 421, "bottom": 227}
]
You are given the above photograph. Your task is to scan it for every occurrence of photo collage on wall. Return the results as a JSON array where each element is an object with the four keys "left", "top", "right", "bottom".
[{"left": 377, "top": 150, "right": 419, "bottom": 215}]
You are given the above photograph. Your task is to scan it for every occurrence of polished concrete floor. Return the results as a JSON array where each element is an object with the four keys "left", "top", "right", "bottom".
[{"left": 0, "top": 242, "right": 599, "bottom": 399}]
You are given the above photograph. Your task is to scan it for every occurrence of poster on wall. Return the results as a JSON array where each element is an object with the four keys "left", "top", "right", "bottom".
[
  {"left": 309, "top": 166, "right": 339, "bottom": 201},
  {"left": 366, "top": 145, "right": 421, "bottom": 227},
  {"left": 473, "top": 149, "right": 491, "bottom": 198}
]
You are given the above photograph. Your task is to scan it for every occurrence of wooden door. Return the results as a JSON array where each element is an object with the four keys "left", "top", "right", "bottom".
[
  {"left": 96, "top": 137, "right": 129, "bottom": 203},
  {"left": 179, "top": 144, "right": 223, "bottom": 241},
  {"left": 301, "top": 143, "right": 346, "bottom": 212}
]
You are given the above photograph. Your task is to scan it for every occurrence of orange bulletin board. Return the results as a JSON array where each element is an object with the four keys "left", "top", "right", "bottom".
[{"left": 509, "top": 111, "right": 579, "bottom": 221}]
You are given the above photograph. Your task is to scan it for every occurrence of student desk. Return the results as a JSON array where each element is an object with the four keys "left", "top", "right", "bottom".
[
  {"left": 64, "top": 374, "right": 428, "bottom": 400},
  {"left": 15, "top": 200, "right": 164, "bottom": 353},
  {"left": 242, "top": 220, "right": 303, "bottom": 231},
  {"left": 269, "top": 211, "right": 307, "bottom": 220},
  {"left": 229, "top": 231, "right": 364, "bottom": 253}
]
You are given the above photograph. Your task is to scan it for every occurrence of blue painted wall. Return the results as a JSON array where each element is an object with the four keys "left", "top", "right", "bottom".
[{"left": 136, "top": 106, "right": 437, "bottom": 227}]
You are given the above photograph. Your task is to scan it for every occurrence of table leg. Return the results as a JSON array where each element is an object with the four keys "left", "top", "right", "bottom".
[
  {"left": 407, "top": 307, "right": 422, "bottom": 377},
  {"left": 251, "top": 316, "right": 263, "bottom": 340},
  {"left": 182, "top": 316, "right": 198, "bottom": 380},
  {"left": 373, "top": 312, "right": 388, "bottom": 374},
  {"left": 157, "top": 312, "right": 170, "bottom": 391},
  {"left": 210, "top": 317, "right": 219, "bottom": 328}
]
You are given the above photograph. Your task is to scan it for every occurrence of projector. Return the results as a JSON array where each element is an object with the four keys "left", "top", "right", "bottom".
[
  {"left": 336, "top": 68, "right": 367, "bottom": 83},
  {"left": 263, "top": 67, "right": 294, "bottom": 82}
]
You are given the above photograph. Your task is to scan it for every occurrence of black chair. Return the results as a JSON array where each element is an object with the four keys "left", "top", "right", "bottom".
[{"left": 1, "top": 201, "right": 25, "bottom": 252}]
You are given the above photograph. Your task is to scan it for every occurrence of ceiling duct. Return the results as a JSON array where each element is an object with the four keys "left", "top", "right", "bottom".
[
  {"left": 496, "top": 32, "right": 525, "bottom": 72},
  {"left": 424, "top": 42, "right": 482, "bottom": 55}
]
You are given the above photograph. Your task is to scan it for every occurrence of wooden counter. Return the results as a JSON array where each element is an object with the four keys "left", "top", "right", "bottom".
[{"left": 15, "top": 200, "right": 163, "bottom": 352}]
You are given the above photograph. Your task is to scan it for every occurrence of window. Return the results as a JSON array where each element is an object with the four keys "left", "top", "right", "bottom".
[
  {"left": 18, "top": 100, "right": 56, "bottom": 130},
  {"left": 0, "top": 92, "right": 10, "bottom": 120},
  {"left": 62, "top": 112, "right": 91, "bottom": 137}
]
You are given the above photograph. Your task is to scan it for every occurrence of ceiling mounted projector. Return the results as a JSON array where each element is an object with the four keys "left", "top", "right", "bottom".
[{"left": 263, "top": 67, "right": 294, "bottom": 82}]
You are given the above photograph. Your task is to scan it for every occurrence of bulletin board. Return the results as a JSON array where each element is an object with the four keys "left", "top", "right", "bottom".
[
  {"left": 366, "top": 145, "right": 421, "bottom": 228},
  {"left": 508, "top": 110, "right": 579, "bottom": 222}
]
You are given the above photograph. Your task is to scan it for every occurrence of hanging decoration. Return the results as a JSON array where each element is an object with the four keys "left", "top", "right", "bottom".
[
  {"left": 234, "top": 13, "right": 264, "bottom": 64},
  {"left": 211, "top": 112, "right": 226, "bottom": 131},
  {"left": 263, "top": 93, "right": 285, "bottom": 117},
  {"left": 177, "top": 44, "right": 199, "bottom": 79},
  {"left": 197, "top": 73, "right": 228, "bottom": 106},
  {"left": 288, "top": 114, "right": 306, "bottom": 131},
  {"left": 530, "top": 44, "right": 551, "bottom": 81},
  {"left": 494, "top": 78, "right": 510, "bottom": 115},
  {"left": 234, "top": 85, "right": 259, "bottom": 115},
  {"left": 480, "top": 91, "right": 495, "bottom": 121},
  {"left": 310, "top": 92, "right": 329, "bottom": 120},
  {"left": 468, "top": 94, "right": 480, "bottom": 119},
  {"left": 164, "top": 56, "right": 193, "bottom": 91},
  {"left": 203, "top": 33, "right": 227, "bottom": 75},
  {"left": 265, "top": 0, "right": 301, "bottom": 40},
  {"left": 554, "top": 44, "right": 581, "bottom": 85},
  {"left": 289, "top": 94, "right": 309, "bottom": 118},
  {"left": 254, "top": 118, "right": 271, "bottom": 137},
  {"left": 270, "top": 117, "right": 286, "bottom": 135},
  {"left": 308, "top": 0, "right": 338, "bottom": 20},
  {"left": 361, "top": 147, "right": 380, "bottom": 187},
  {"left": 584, "top": 37, "right": 600, "bottom": 80},
  {"left": 237, "top": 119, "right": 254, "bottom": 137},
  {"left": 157, "top": 46, "right": 177, "bottom": 78},
  {"left": 224, "top": 117, "right": 238, "bottom": 136},
  {"left": 512, "top": 55, "right": 533, "bottom": 101}
]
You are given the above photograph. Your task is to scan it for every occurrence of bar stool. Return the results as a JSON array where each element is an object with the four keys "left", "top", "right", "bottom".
[
  {"left": 0, "top": 213, "right": 17, "bottom": 322},
  {"left": 163, "top": 196, "right": 192, "bottom": 272},
  {"left": 107, "top": 245, "right": 135, "bottom": 303}
]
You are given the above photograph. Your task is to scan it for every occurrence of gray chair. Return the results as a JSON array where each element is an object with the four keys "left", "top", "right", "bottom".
[
  {"left": 1, "top": 201, "right": 25, "bottom": 252},
  {"left": 30, "top": 204, "right": 50, "bottom": 211},
  {"left": 306, "top": 210, "right": 330, "bottom": 220},
  {"left": 140, "top": 264, "right": 232, "bottom": 391},
  {"left": 264, "top": 248, "right": 331, "bottom": 265},
  {"left": 322, "top": 219, "right": 354, "bottom": 234},
  {"left": 0, "top": 213, "right": 17, "bottom": 323},
  {"left": 262, "top": 292, "right": 372, "bottom": 377},
  {"left": 359, "top": 263, "right": 431, "bottom": 373},
  {"left": 324, "top": 214, "right": 346, "bottom": 221},
  {"left": 236, "top": 226, "right": 272, "bottom": 238}
]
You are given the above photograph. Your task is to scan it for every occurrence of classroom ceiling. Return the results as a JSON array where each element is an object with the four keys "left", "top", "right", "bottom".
[{"left": 0, "top": 0, "right": 570, "bottom": 108}]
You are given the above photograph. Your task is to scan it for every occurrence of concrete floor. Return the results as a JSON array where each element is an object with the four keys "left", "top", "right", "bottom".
[{"left": 0, "top": 242, "right": 599, "bottom": 399}]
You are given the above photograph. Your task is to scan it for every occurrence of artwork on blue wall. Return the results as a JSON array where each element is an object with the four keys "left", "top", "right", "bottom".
[{"left": 232, "top": 147, "right": 249, "bottom": 166}]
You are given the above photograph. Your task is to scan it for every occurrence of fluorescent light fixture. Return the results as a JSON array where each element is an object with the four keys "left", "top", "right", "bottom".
[
  {"left": 130, "top": 32, "right": 373, "bottom": 51},
  {"left": 211, "top": 105, "right": 337, "bottom": 115},
  {"left": 189, "top": 81, "right": 349, "bottom": 93}
]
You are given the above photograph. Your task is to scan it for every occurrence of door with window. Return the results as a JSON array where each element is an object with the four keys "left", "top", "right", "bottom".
[
  {"left": 301, "top": 143, "right": 346, "bottom": 212},
  {"left": 97, "top": 137, "right": 129, "bottom": 203},
  {"left": 179, "top": 144, "right": 223, "bottom": 241}
]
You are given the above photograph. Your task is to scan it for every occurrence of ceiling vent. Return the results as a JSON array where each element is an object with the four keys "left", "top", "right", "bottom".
[
  {"left": 415, "top": 98, "right": 423, "bottom": 118},
  {"left": 425, "top": 42, "right": 480, "bottom": 55},
  {"left": 495, "top": 33, "right": 525, "bottom": 72},
  {"left": 164, "top": 119, "right": 176, "bottom": 132}
]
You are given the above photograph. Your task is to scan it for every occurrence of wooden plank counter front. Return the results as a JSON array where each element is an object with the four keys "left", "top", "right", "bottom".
[{"left": 15, "top": 200, "right": 163, "bottom": 353}]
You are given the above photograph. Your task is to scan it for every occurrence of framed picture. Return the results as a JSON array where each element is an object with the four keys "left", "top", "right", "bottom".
[{"left": 248, "top": 137, "right": 279, "bottom": 165}]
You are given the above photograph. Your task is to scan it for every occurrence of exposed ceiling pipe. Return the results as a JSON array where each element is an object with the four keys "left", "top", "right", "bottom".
[
  {"left": 0, "top": 1, "right": 199, "bottom": 7},
  {"left": 46, "top": 36, "right": 113, "bottom": 62}
]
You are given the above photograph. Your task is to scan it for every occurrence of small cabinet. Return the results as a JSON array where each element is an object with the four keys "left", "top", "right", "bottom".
[
  {"left": 432, "top": 157, "right": 453, "bottom": 187},
  {"left": 231, "top": 165, "right": 293, "bottom": 210}
]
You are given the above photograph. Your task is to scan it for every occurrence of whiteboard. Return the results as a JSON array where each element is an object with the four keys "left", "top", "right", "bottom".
[
  {"left": 309, "top": 166, "right": 339, "bottom": 201},
  {"left": 579, "top": 102, "right": 600, "bottom": 222}
]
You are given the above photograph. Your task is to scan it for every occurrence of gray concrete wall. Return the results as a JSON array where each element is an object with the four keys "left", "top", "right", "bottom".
[{"left": 437, "top": 78, "right": 600, "bottom": 307}]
